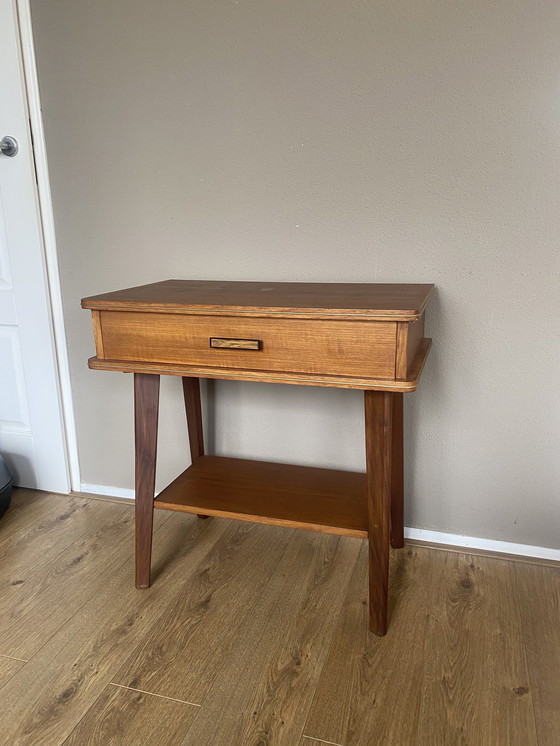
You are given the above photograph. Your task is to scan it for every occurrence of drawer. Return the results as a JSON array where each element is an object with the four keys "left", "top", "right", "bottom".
[{"left": 96, "top": 311, "right": 397, "bottom": 380}]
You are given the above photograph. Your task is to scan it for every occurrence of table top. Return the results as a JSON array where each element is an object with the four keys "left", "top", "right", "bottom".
[{"left": 82, "top": 280, "right": 434, "bottom": 321}]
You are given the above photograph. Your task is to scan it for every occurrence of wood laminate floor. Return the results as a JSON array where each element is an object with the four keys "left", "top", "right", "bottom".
[{"left": 0, "top": 488, "right": 558, "bottom": 745}]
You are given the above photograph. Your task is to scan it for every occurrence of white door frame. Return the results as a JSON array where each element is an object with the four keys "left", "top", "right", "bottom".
[{"left": 15, "top": 0, "right": 80, "bottom": 491}]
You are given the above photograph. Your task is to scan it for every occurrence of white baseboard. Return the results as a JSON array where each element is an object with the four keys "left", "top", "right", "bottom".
[
  {"left": 405, "top": 527, "right": 560, "bottom": 563},
  {"left": 80, "top": 483, "right": 135, "bottom": 500},
  {"left": 79, "top": 483, "right": 560, "bottom": 563}
]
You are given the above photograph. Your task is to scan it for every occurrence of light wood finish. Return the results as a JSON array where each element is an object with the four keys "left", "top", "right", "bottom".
[
  {"left": 0, "top": 492, "right": 92, "bottom": 569},
  {"left": 515, "top": 561, "right": 560, "bottom": 745},
  {"left": 406, "top": 315, "right": 426, "bottom": 374},
  {"left": 415, "top": 552, "right": 538, "bottom": 746},
  {"left": 395, "top": 315, "right": 425, "bottom": 380},
  {"left": 0, "top": 491, "right": 557, "bottom": 745},
  {"left": 395, "top": 321, "right": 409, "bottom": 380},
  {"left": 0, "top": 499, "right": 139, "bottom": 660},
  {"left": 0, "top": 655, "right": 26, "bottom": 689},
  {"left": 155, "top": 456, "right": 368, "bottom": 538},
  {"left": 84, "top": 281, "right": 434, "bottom": 390},
  {"left": 111, "top": 522, "right": 296, "bottom": 702},
  {"left": 134, "top": 372, "right": 159, "bottom": 589},
  {"left": 178, "top": 532, "right": 361, "bottom": 746},
  {"left": 63, "top": 685, "right": 200, "bottom": 745},
  {"left": 82, "top": 279, "right": 434, "bottom": 321},
  {"left": 96, "top": 311, "right": 397, "bottom": 380},
  {"left": 365, "top": 390, "right": 393, "bottom": 635},
  {"left": 90, "top": 310, "right": 105, "bottom": 358},
  {"left": 87, "top": 350, "right": 430, "bottom": 392},
  {"left": 209, "top": 337, "right": 261, "bottom": 349},
  {"left": 84, "top": 281, "right": 434, "bottom": 636},
  {"left": 0, "top": 491, "right": 227, "bottom": 745},
  {"left": 304, "top": 544, "right": 438, "bottom": 745},
  {"left": 0, "top": 486, "right": 45, "bottom": 530}
]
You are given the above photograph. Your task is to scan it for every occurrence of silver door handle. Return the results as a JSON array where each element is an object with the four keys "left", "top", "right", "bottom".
[{"left": 0, "top": 136, "right": 18, "bottom": 157}]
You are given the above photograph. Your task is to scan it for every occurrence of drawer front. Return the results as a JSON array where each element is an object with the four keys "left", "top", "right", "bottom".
[{"left": 97, "top": 312, "right": 397, "bottom": 379}]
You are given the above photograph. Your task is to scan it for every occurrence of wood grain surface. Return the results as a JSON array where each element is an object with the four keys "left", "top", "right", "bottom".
[
  {"left": 365, "top": 390, "right": 393, "bottom": 635},
  {"left": 97, "top": 311, "right": 397, "bottom": 380},
  {"left": 87, "top": 350, "right": 431, "bottom": 391},
  {"left": 406, "top": 315, "right": 425, "bottom": 374},
  {"left": 0, "top": 502, "right": 225, "bottom": 746},
  {"left": 154, "top": 456, "right": 368, "bottom": 538},
  {"left": 515, "top": 561, "right": 560, "bottom": 746},
  {"left": 209, "top": 337, "right": 261, "bottom": 349},
  {"left": 134, "top": 373, "right": 160, "bottom": 589},
  {"left": 390, "top": 393, "right": 404, "bottom": 549},
  {"left": 179, "top": 531, "right": 361, "bottom": 746},
  {"left": 0, "top": 484, "right": 48, "bottom": 531},
  {"left": 395, "top": 321, "right": 409, "bottom": 380},
  {"left": 82, "top": 280, "right": 434, "bottom": 321},
  {"left": 1, "top": 489, "right": 555, "bottom": 746},
  {"left": 415, "top": 552, "right": 538, "bottom": 746},
  {"left": 182, "top": 376, "right": 207, "bottom": 519},
  {"left": 304, "top": 544, "right": 437, "bottom": 745},
  {"left": 110, "top": 522, "right": 296, "bottom": 703},
  {"left": 0, "top": 500, "right": 136, "bottom": 660},
  {"left": 0, "top": 655, "right": 26, "bottom": 690},
  {"left": 90, "top": 310, "right": 105, "bottom": 358},
  {"left": 182, "top": 377, "right": 204, "bottom": 461},
  {"left": 0, "top": 493, "right": 92, "bottom": 571},
  {"left": 62, "top": 685, "right": 199, "bottom": 745}
]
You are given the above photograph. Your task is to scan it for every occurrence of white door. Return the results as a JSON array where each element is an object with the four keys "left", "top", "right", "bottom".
[{"left": 0, "top": 0, "right": 69, "bottom": 492}]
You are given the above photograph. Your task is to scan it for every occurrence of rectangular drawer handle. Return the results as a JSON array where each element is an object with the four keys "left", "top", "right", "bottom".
[{"left": 209, "top": 337, "right": 262, "bottom": 351}]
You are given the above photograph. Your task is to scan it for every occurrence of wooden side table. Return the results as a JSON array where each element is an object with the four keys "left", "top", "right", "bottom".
[{"left": 82, "top": 280, "right": 434, "bottom": 635}]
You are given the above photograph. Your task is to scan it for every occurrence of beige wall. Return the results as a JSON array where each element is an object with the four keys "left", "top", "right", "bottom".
[{"left": 31, "top": 0, "right": 560, "bottom": 548}]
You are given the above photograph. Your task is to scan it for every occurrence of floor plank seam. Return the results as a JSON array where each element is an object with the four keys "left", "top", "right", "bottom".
[
  {"left": 3, "top": 493, "right": 555, "bottom": 745},
  {"left": 0, "top": 653, "right": 28, "bottom": 662},
  {"left": 511, "top": 563, "right": 541, "bottom": 745},
  {"left": 302, "top": 735, "right": 345, "bottom": 746},
  {"left": 109, "top": 682, "right": 201, "bottom": 707}
]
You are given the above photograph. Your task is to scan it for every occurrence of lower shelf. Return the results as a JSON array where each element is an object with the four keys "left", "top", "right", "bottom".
[{"left": 154, "top": 455, "right": 369, "bottom": 538}]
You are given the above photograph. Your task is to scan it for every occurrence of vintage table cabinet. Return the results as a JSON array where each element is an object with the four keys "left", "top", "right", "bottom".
[{"left": 82, "top": 280, "right": 434, "bottom": 635}]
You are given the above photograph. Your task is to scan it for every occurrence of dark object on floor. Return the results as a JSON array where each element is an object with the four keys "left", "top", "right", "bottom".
[{"left": 0, "top": 454, "right": 13, "bottom": 519}]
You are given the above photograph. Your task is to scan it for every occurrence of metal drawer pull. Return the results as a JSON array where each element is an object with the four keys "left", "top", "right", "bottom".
[{"left": 209, "top": 337, "right": 262, "bottom": 351}]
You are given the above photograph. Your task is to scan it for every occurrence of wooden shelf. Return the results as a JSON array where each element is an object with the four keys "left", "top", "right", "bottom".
[{"left": 154, "top": 456, "right": 369, "bottom": 539}]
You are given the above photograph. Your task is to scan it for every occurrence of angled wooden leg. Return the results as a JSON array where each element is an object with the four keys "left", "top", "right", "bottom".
[
  {"left": 182, "top": 377, "right": 208, "bottom": 518},
  {"left": 391, "top": 393, "right": 405, "bottom": 549},
  {"left": 134, "top": 373, "right": 160, "bottom": 589},
  {"left": 365, "top": 390, "right": 393, "bottom": 636},
  {"left": 182, "top": 377, "right": 204, "bottom": 461}
]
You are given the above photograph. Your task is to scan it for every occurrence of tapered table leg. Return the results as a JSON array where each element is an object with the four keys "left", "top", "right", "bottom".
[
  {"left": 391, "top": 392, "right": 405, "bottom": 549},
  {"left": 134, "top": 373, "right": 160, "bottom": 589},
  {"left": 182, "top": 377, "right": 204, "bottom": 461},
  {"left": 365, "top": 390, "right": 393, "bottom": 636},
  {"left": 182, "top": 377, "right": 209, "bottom": 519}
]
